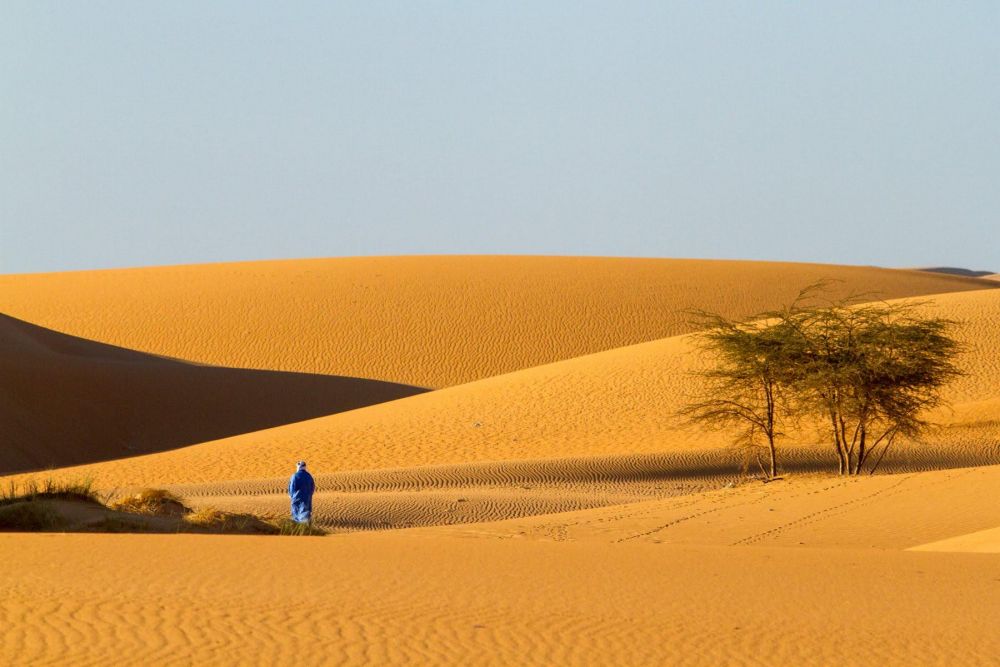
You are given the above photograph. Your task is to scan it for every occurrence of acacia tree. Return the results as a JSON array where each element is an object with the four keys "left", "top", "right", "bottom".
[
  {"left": 786, "top": 300, "right": 963, "bottom": 475},
  {"left": 680, "top": 310, "right": 803, "bottom": 479},
  {"left": 682, "top": 288, "right": 964, "bottom": 478}
]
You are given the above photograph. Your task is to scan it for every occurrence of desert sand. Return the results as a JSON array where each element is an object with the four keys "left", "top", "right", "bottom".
[
  {"left": 2, "top": 256, "right": 999, "bottom": 666},
  {"left": 0, "top": 256, "right": 989, "bottom": 388},
  {"left": 0, "top": 313, "right": 424, "bottom": 473}
]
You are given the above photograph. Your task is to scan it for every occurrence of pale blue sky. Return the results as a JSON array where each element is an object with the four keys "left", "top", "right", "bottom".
[{"left": 2, "top": 2, "right": 997, "bottom": 274}]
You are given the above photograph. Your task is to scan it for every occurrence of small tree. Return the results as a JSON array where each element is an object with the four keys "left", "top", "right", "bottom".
[
  {"left": 786, "top": 299, "right": 963, "bottom": 475},
  {"left": 681, "top": 287, "right": 965, "bottom": 477},
  {"left": 681, "top": 311, "right": 802, "bottom": 479}
]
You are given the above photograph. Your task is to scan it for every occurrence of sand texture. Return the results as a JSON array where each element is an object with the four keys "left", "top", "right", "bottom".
[
  {"left": 0, "top": 256, "right": 991, "bottom": 388},
  {"left": 3, "top": 465, "right": 1000, "bottom": 666},
  {"left": 2, "top": 256, "right": 999, "bottom": 666},
  {"left": 910, "top": 526, "right": 1000, "bottom": 553},
  {"left": 10, "top": 285, "right": 999, "bottom": 492},
  {"left": 0, "top": 313, "right": 424, "bottom": 474}
]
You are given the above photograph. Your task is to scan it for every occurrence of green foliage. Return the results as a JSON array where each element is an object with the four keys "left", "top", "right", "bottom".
[
  {"left": 780, "top": 298, "right": 964, "bottom": 474},
  {"left": 683, "top": 285, "right": 964, "bottom": 476},
  {"left": 682, "top": 290, "right": 815, "bottom": 478}
]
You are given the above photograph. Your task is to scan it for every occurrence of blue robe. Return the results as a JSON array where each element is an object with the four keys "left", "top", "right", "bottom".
[{"left": 288, "top": 469, "right": 315, "bottom": 523}]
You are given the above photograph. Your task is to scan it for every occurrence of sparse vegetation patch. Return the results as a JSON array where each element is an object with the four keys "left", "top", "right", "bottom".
[{"left": 683, "top": 284, "right": 964, "bottom": 477}]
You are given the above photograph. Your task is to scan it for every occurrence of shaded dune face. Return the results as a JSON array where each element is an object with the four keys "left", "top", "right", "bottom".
[
  {"left": 1, "top": 257, "right": 997, "bottom": 489},
  {"left": 0, "top": 314, "right": 427, "bottom": 475},
  {"left": 16, "top": 288, "right": 1000, "bottom": 493},
  {"left": 3, "top": 257, "right": 1000, "bottom": 667},
  {"left": 0, "top": 256, "right": 993, "bottom": 388}
]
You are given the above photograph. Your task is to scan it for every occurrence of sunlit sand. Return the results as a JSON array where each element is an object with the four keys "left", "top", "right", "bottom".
[{"left": 2, "top": 257, "right": 998, "bottom": 665}]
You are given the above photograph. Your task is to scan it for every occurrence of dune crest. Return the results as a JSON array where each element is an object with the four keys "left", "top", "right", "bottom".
[
  {"left": 8, "top": 287, "right": 999, "bottom": 493},
  {"left": 0, "top": 313, "right": 425, "bottom": 474},
  {"left": 2, "top": 257, "right": 1000, "bottom": 666},
  {"left": 1, "top": 256, "right": 992, "bottom": 387},
  {"left": 910, "top": 525, "right": 1000, "bottom": 553}
]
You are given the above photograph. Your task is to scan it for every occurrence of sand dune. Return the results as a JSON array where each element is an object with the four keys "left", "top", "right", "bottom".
[
  {"left": 13, "top": 286, "right": 998, "bottom": 494},
  {"left": 3, "top": 257, "right": 1000, "bottom": 666},
  {"left": 910, "top": 525, "right": 1000, "bottom": 553},
  {"left": 0, "top": 313, "right": 425, "bottom": 474},
  {"left": 156, "top": 442, "right": 994, "bottom": 533},
  {"left": 432, "top": 463, "right": 1000, "bottom": 550},
  {"left": 4, "top": 465, "right": 1000, "bottom": 665},
  {"left": 1, "top": 256, "right": 991, "bottom": 388}
]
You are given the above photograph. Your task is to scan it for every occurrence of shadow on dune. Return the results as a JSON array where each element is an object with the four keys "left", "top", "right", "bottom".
[
  {"left": 165, "top": 445, "right": 1000, "bottom": 534},
  {"left": 916, "top": 266, "right": 996, "bottom": 278},
  {"left": 170, "top": 444, "right": 1000, "bottom": 501},
  {"left": 0, "top": 313, "right": 429, "bottom": 475}
]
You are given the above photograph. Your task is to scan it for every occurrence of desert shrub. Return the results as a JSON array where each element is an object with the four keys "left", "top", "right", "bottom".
[
  {"left": 0, "top": 478, "right": 100, "bottom": 506},
  {"left": 183, "top": 507, "right": 279, "bottom": 534},
  {"left": 109, "top": 489, "right": 187, "bottom": 516},
  {"left": 184, "top": 507, "right": 226, "bottom": 526},
  {"left": 272, "top": 518, "right": 326, "bottom": 536}
]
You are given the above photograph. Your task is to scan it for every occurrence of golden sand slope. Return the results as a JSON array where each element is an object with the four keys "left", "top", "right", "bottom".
[
  {"left": 4, "top": 536, "right": 997, "bottom": 666},
  {"left": 0, "top": 256, "right": 991, "bottom": 387},
  {"left": 4, "top": 465, "right": 1000, "bottom": 666},
  {"left": 165, "top": 437, "right": 999, "bottom": 532},
  {"left": 911, "top": 526, "right": 1000, "bottom": 553},
  {"left": 16, "top": 287, "right": 998, "bottom": 493},
  {"left": 0, "top": 313, "right": 424, "bottom": 474},
  {"left": 433, "top": 464, "right": 1000, "bottom": 550}
]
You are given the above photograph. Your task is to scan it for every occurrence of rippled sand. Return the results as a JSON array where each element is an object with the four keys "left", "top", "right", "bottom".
[{"left": 2, "top": 257, "right": 998, "bottom": 665}]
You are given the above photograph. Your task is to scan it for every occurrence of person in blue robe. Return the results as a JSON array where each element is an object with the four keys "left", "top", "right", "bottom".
[{"left": 288, "top": 460, "right": 315, "bottom": 524}]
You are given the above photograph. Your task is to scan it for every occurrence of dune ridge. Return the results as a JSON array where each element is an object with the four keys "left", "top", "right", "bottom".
[
  {"left": 12, "top": 287, "right": 997, "bottom": 494},
  {"left": 4, "top": 463, "right": 1000, "bottom": 666},
  {"left": 164, "top": 444, "right": 998, "bottom": 532},
  {"left": 1, "top": 256, "right": 992, "bottom": 388},
  {"left": 3, "top": 257, "right": 1000, "bottom": 666},
  {"left": 0, "top": 313, "right": 425, "bottom": 474},
  {"left": 910, "top": 525, "right": 1000, "bottom": 553},
  {"left": 430, "top": 463, "right": 1000, "bottom": 551}
]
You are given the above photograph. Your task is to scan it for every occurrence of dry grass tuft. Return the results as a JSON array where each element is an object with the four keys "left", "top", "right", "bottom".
[
  {"left": 109, "top": 489, "right": 187, "bottom": 516},
  {"left": 184, "top": 507, "right": 226, "bottom": 526},
  {"left": 183, "top": 507, "right": 280, "bottom": 534},
  {"left": 271, "top": 518, "right": 326, "bottom": 536},
  {"left": 1, "top": 478, "right": 100, "bottom": 506}
]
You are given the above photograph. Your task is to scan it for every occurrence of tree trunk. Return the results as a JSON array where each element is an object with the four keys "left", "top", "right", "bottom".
[
  {"left": 830, "top": 410, "right": 847, "bottom": 475},
  {"left": 767, "top": 436, "right": 777, "bottom": 479},
  {"left": 868, "top": 431, "right": 896, "bottom": 476},
  {"left": 853, "top": 425, "right": 867, "bottom": 475}
]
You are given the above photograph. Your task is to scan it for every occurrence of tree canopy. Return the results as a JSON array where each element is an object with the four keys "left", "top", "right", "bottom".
[{"left": 682, "top": 289, "right": 964, "bottom": 477}]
